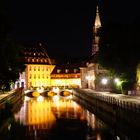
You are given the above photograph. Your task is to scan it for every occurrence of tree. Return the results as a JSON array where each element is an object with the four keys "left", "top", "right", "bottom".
[
  {"left": 0, "top": 12, "right": 26, "bottom": 91},
  {"left": 98, "top": 22, "right": 140, "bottom": 92}
]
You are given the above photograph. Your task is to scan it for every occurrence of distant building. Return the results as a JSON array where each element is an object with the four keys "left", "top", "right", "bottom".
[
  {"left": 16, "top": 42, "right": 55, "bottom": 89},
  {"left": 50, "top": 64, "right": 82, "bottom": 88}
]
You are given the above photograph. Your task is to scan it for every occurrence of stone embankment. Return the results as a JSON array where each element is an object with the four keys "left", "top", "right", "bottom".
[
  {"left": 0, "top": 88, "right": 24, "bottom": 112},
  {"left": 73, "top": 88, "right": 140, "bottom": 130}
]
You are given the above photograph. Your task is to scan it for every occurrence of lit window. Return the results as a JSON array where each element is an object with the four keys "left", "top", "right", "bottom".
[
  {"left": 65, "top": 69, "right": 69, "bottom": 73},
  {"left": 42, "top": 66, "right": 44, "bottom": 71},
  {"left": 34, "top": 66, "right": 36, "bottom": 71},
  {"left": 57, "top": 69, "right": 61, "bottom": 73},
  {"left": 74, "top": 69, "right": 77, "bottom": 73},
  {"left": 30, "top": 74, "right": 32, "bottom": 79},
  {"left": 38, "top": 66, "right": 40, "bottom": 71},
  {"left": 29, "top": 66, "right": 32, "bottom": 71}
]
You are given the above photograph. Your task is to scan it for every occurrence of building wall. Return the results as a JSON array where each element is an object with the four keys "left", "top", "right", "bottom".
[
  {"left": 51, "top": 78, "right": 81, "bottom": 88},
  {"left": 80, "top": 67, "right": 88, "bottom": 89},
  {"left": 25, "top": 64, "right": 55, "bottom": 89}
]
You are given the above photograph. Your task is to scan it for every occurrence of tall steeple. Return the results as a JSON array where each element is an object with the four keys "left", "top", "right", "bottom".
[
  {"left": 92, "top": 5, "right": 101, "bottom": 55},
  {"left": 94, "top": 6, "right": 101, "bottom": 30}
]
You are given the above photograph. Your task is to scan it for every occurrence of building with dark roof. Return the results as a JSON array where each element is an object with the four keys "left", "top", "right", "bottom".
[
  {"left": 16, "top": 42, "right": 55, "bottom": 89},
  {"left": 50, "top": 64, "right": 82, "bottom": 88}
]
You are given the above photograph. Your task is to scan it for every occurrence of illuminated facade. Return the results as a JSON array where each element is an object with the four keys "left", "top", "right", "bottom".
[
  {"left": 51, "top": 64, "right": 81, "bottom": 88},
  {"left": 17, "top": 43, "right": 55, "bottom": 89},
  {"left": 136, "top": 64, "right": 140, "bottom": 94}
]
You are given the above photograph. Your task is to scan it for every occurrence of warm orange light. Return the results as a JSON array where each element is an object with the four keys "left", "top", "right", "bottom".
[{"left": 32, "top": 91, "right": 40, "bottom": 97}]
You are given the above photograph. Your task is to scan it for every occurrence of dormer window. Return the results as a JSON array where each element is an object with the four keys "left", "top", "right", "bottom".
[
  {"left": 65, "top": 69, "right": 69, "bottom": 73},
  {"left": 57, "top": 69, "right": 61, "bottom": 73},
  {"left": 74, "top": 69, "right": 77, "bottom": 73}
]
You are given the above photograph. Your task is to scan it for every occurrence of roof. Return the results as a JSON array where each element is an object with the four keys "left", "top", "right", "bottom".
[
  {"left": 51, "top": 63, "right": 81, "bottom": 75},
  {"left": 22, "top": 42, "right": 55, "bottom": 65}
]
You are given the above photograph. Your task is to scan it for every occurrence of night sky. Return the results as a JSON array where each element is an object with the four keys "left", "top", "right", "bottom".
[{"left": 2, "top": 0, "right": 140, "bottom": 59}]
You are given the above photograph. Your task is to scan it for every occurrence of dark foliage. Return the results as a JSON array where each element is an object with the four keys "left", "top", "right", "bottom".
[
  {"left": 98, "top": 21, "right": 140, "bottom": 90},
  {"left": 0, "top": 11, "right": 26, "bottom": 90}
]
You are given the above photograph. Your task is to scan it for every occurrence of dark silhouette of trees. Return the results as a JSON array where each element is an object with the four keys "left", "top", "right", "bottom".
[
  {"left": 0, "top": 12, "right": 25, "bottom": 91},
  {"left": 98, "top": 21, "right": 140, "bottom": 91}
]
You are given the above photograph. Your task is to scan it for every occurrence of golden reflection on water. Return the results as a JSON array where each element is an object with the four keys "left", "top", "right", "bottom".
[
  {"left": 14, "top": 95, "right": 83, "bottom": 130},
  {"left": 13, "top": 95, "right": 103, "bottom": 139}
]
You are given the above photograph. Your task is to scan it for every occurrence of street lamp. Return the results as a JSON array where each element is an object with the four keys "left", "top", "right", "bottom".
[
  {"left": 101, "top": 78, "right": 108, "bottom": 85},
  {"left": 114, "top": 78, "right": 123, "bottom": 94},
  {"left": 101, "top": 78, "right": 108, "bottom": 91}
]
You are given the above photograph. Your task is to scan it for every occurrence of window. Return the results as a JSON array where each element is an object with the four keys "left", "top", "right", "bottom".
[
  {"left": 38, "top": 66, "right": 40, "bottom": 71},
  {"left": 65, "top": 69, "right": 69, "bottom": 73},
  {"left": 34, "top": 66, "right": 36, "bottom": 71},
  {"left": 29, "top": 74, "right": 32, "bottom": 79},
  {"left": 42, "top": 66, "right": 44, "bottom": 71},
  {"left": 74, "top": 69, "right": 77, "bottom": 73},
  {"left": 29, "top": 66, "right": 32, "bottom": 71},
  {"left": 57, "top": 69, "right": 61, "bottom": 73}
]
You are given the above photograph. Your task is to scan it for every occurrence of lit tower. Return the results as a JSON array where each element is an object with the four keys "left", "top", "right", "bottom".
[{"left": 92, "top": 6, "right": 101, "bottom": 55}]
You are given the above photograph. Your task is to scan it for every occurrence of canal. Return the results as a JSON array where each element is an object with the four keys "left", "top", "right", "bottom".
[{"left": 0, "top": 94, "right": 138, "bottom": 140}]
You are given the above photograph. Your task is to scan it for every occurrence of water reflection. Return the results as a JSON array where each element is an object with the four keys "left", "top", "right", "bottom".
[
  {"left": 0, "top": 95, "right": 121, "bottom": 140},
  {"left": 13, "top": 95, "right": 88, "bottom": 139}
]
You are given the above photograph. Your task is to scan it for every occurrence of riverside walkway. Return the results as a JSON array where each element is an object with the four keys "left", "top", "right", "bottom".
[
  {"left": 73, "top": 88, "right": 140, "bottom": 121},
  {"left": 73, "top": 89, "right": 140, "bottom": 140},
  {"left": 0, "top": 88, "right": 24, "bottom": 109},
  {"left": 74, "top": 88, "right": 140, "bottom": 105},
  {"left": 0, "top": 90, "right": 17, "bottom": 103}
]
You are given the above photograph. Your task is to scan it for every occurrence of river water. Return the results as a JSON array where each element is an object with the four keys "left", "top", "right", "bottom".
[{"left": 0, "top": 95, "right": 134, "bottom": 140}]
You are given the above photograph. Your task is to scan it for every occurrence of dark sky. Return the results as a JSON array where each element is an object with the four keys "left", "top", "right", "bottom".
[{"left": 3, "top": 0, "right": 140, "bottom": 59}]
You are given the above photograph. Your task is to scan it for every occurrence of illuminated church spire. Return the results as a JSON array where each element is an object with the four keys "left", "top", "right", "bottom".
[
  {"left": 94, "top": 6, "right": 101, "bottom": 30},
  {"left": 92, "top": 5, "right": 101, "bottom": 55}
]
